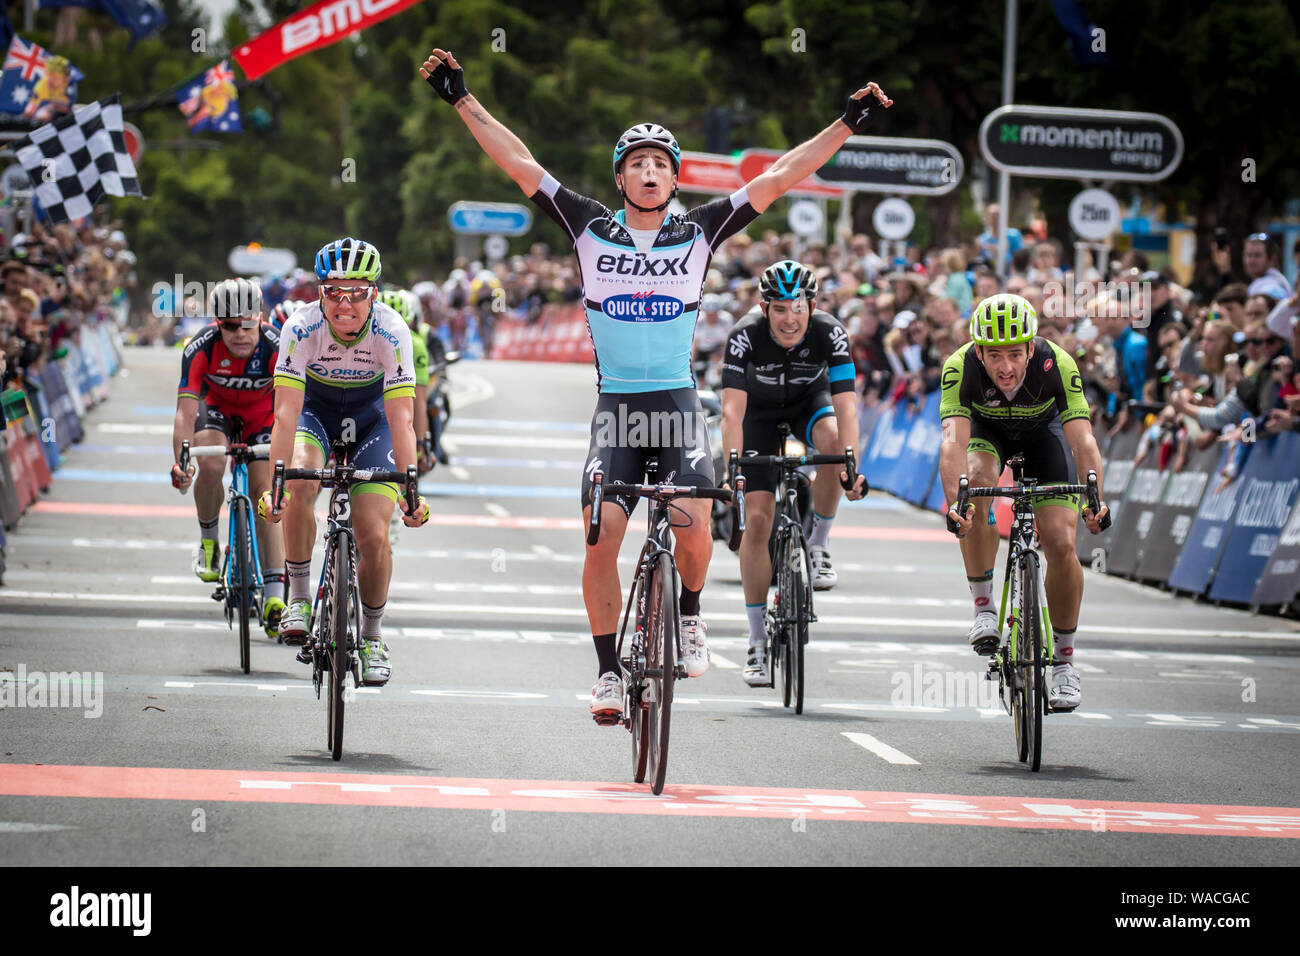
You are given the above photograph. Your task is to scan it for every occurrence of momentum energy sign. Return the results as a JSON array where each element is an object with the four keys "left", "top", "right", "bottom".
[
  {"left": 233, "top": 0, "right": 423, "bottom": 81},
  {"left": 817, "top": 136, "right": 963, "bottom": 196},
  {"left": 979, "top": 105, "right": 1183, "bottom": 183}
]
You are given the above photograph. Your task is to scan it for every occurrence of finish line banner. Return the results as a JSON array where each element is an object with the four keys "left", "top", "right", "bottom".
[{"left": 233, "top": 0, "right": 423, "bottom": 81}]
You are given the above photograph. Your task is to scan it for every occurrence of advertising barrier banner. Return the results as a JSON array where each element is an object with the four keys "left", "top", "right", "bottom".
[
  {"left": 1206, "top": 432, "right": 1300, "bottom": 605},
  {"left": 896, "top": 391, "right": 943, "bottom": 506},
  {"left": 0, "top": 430, "right": 21, "bottom": 528},
  {"left": 1076, "top": 424, "right": 1140, "bottom": 565},
  {"left": 1133, "top": 442, "right": 1220, "bottom": 583},
  {"left": 1105, "top": 442, "right": 1173, "bottom": 577},
  {"left": 1253, "top": 490, "right": 1300, "bottom": 609},
  {"left": 1166, "top": 445, "right": 1239, "bottom": 596}
]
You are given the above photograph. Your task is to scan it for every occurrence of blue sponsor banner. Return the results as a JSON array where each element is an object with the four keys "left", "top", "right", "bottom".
[
  {"left": 27, "top": 376, "right": 59, "bottom": 470},
  {"left": 924, "top": 458, "right": 948, "bottom": 513},
  {"left": 1166, "top": 445, "right": 1239, "bottom": 595},
  {"left": 98, "top": 325, "right": 120, "bottom": 376},
  {"left": 1207, "top": 431, "right": 1300, "bottom": 604},
  {"left": 896, "top": 390, "right": 942, "bottom": 505},
  {"left": 862, "top": 401, "right": 907, "bottom": 496},
  {"left": 48, "top": 361, "right": 83, "bottom": 443}
]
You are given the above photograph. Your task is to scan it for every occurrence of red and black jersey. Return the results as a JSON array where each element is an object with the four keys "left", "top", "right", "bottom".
[{"left": 177, "top": 323, "right": 279, "bottom": 421}]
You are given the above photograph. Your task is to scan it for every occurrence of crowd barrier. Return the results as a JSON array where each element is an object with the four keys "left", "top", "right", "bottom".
[
  {"left": 0, "top": 321, "right": 121, "bottom": 536},
  {"left": 489, "top": 304, "right": 594, "bottom": 364},
  {"left": 862, "top": 395, "right": 1300, "bottom": 615}
]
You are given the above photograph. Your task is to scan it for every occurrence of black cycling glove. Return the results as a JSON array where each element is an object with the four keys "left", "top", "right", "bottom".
[
  {"left": 840, "top": 93, "right": 875, "bottom": 134},
  {"left": 426, "top": 55, "right": 468, "bottom": 106}
]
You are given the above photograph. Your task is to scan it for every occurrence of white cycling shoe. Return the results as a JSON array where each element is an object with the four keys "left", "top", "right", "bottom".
[
  {"left": 1049, "top": 662, "right": 1081, "bottom": 711},
  {"left": 590, "top": 671, "right": 624, "bottom": 722},
  {"left": 742, "top": 643, "right": 769, "bottom": 687},
  {"left": 679, "top": 616, "right": 709, "bottom": 677},
  {"left": 968, "top": 611, "right": 1000, "bottom": 656},
  {"left": 809, "top": 545, "right": 837, "bottom": 591}
]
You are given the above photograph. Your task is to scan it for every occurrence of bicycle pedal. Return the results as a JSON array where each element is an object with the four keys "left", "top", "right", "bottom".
[
  {"left": 591, "top": 710, "right": 621, "bottom": 727},
  {"left": 210, "top": 587, "right": 225, "bottom": 602}
]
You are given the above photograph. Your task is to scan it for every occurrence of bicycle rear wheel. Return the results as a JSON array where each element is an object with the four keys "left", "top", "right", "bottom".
[
  {"left": 1009, "top": 565, "right": 1030, "bottom": 763},
  {"left": 1020, "top": 552, "right": 1044, "bottom": 771},
  {"left": 232, "top": 499, "right": 252, "bottom": 675},
  {"left": 646, "top": 553, "right": 677, "bottom": 794},
  {"left": 775, "top": 532, "right": 795, "bottom": 709}
]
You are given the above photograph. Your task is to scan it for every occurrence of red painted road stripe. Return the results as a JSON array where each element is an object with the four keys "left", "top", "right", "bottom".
[{"left": 3, "top": 764, "right": 1296, "bottom": 837}]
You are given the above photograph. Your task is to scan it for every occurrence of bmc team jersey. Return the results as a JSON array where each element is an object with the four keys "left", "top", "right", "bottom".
[
  {"left": 721, "top": 308, "right": 856, "bottom": 407},
  {"left": 939, "top": 338, "right": 1090, "bottom": 438},
  {"left": 178, "top": 322, "right": 279, "bottom": 424},
  {"left": 530, "top": 172, "right": 759, "bottom": 393},
  {"left": 273, "top": 301, "right": 415, "bottom": 408}
]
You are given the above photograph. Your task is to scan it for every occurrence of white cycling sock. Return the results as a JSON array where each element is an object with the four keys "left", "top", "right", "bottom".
[
  {"left": 746, "top": 603, "right": 766, "bottom": 647},
  {"left": 287, "top": 559, "right": 311, "bottom": 604},
  {"left": 809, "top": 511, "right": 834, "bottom": 548},
  {"left": 199, "top": 515, "right": 219, "bottom": 543},
  {"left": 968, "top": 571, "right": 995, "bottom": 617},
  {"left": 1055, "top": 626, "right": 1076, "bottom": 663},
  {"left": 362, "top": 601, "right": 385, "bottom": 640}
]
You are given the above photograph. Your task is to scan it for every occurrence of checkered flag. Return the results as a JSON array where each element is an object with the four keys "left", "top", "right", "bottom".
[{"left": 11, "top": 93, "right": 144, "bottom": 223}]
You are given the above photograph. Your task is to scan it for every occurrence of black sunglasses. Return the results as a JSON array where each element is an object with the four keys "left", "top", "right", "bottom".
[{"left": 219, "top": 320, "right": 254, "bottom": 332}]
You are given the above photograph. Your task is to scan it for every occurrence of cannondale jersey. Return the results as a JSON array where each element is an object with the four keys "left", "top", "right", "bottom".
[
  {"left": 530, "top": 172, "right": 759, "bottom": 394},
  {"left": 273, "top": 301, "right": 415, "bottom": 407}
]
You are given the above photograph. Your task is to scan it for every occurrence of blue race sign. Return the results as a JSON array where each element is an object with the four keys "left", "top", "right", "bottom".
[{"left": 447, "top": 202, "right": 533, "bottom": 237}]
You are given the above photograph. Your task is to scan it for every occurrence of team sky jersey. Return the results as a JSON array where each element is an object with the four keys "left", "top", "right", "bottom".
[
  {"left": 530, "top": 172, "right": 759, "bottom": 394},
  {"left": 273, "top": 301, "right": 415, "bottom": 407},
  {"left": 939, "top": 338, "right": 1091, "bottom": 438},
  {"left": 721, "top": 307, "right": 856, "bottom": 407},
  {"left": 178, "top": 322, "right": 279, "bottom": 421}
]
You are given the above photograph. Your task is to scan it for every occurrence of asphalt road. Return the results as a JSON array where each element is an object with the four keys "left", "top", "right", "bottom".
[{"left": 2, "top": 349, "right": 1298, "bottom": 868}]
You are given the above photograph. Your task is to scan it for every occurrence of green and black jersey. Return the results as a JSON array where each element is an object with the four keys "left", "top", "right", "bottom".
[{"left": 939, "top": 338, "right": 1090, "bottom": 439}]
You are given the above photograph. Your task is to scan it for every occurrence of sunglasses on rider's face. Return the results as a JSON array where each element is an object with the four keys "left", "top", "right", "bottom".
[
  {"left": 219, "top": 319, "right": 256, "bottom": 332},
  {"left": 321, "top": 284, "right": 373, "bottom": 303}
]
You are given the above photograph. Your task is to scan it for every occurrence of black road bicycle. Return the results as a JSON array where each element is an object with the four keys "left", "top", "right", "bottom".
[
  {"left": 955, "top": 455, "right": 1105, "bottom": 771},
  {"left": 738, "top": 425, "right": 860, "bottom": 714},
  {"left": 271, "top": 441, "right": 418, "bottom": 761},
  {"left": 586, "top": 454, "right": 744, "bottom": 794}
]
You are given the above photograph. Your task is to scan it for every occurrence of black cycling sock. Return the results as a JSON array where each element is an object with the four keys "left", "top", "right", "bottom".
[
  {"left": 679, "top": 585, "right": 701, "bottom": 617},
  {"left": 593, "top": 632, "right": 618, "bottom": 677}
]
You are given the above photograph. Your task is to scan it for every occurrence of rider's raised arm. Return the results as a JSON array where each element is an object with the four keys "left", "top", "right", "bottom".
[
  {"left": 744, "top": 82, "right": 892, "bottom": 213},
  {"left": 421, "top": 48, "right": 545, "bottom": 195}
]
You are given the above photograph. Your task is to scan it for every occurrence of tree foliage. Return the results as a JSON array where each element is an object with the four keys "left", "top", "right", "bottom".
[{"left": 18, "top": 0, "right": 1296, "bottom": 288}]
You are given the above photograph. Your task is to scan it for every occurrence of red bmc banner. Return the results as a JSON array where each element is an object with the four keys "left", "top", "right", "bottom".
[{"left": 233, "top": 0, "right": 423, "bottom": 81}]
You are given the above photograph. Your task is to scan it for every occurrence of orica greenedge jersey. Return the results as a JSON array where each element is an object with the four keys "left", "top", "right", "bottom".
[
  {"left": 939, "top": 338, "right": 1091, "bottom": 438},
  {"left": 273, "top": 301, "right": 415, "bottom": 407},
  {"left": 530, "top": 172, "right": 759, "bottom": 394}
]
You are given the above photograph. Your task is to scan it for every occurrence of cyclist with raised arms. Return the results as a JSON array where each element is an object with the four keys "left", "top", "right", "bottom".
[
  {"left": 421, "top": 46, "right": 891, "bottom": 720},
  {"left": 171, "top": 277, "right": 287, "bottom": 638},
  {"left": 939, "top": 293, "right": 1109, "bottom": 711},
  {"left": 257, "top": 239, "right": 431, "bottom": 686},
  {"left": 720, "top": 260, "right": 867, "bottom": 686}
]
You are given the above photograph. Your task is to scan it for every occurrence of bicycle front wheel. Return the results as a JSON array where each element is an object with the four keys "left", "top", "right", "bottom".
[
  {"left": 646, "top": 553, "right": 677, "bottom": 795},
  {"left": 329, "top": 538, "right": 352, "bottom": 762},
  {"left": 1020, "top": 552, "right": 1044, "bottom": 771},
  {"left": 790, "top": 535, "right": 811, "bottom": 715},
  {"left": 232, "top": 499, "right": 252, "bottom": 675}
]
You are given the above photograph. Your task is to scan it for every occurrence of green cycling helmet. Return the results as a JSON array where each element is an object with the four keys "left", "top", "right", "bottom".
[
  {"left": 970, "top": 293, "right": 1037, "bottom": 347},
  {"left": 377, "top": 289, "right": 413, "bottom": 324}
]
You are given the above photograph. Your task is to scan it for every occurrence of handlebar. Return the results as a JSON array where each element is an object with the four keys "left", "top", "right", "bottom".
[
  {"left": 271, "top": 459, "right": 420, "bottom": 520},
  {"left": 954, "top": 470, "right": 1109, "bottom": 531},
  {"left": 586, "top": 469, "right": 742, "bottom": 547},
  {"left": 739, "top": 446, "right": 866, "bottom": 495},
  {"left": 188, "top": 443, "right": 272, "bottom": 458}
]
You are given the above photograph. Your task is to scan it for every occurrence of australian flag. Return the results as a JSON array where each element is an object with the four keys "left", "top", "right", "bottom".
[
  {"left": 177, "top": 60, "right": 241, "bottom": 133},
  {"left": 0, "top": 36, "right": 83, "bottom": 123},
  {"left": 36, "top": 1, "right": 166, "bottom": 44}
]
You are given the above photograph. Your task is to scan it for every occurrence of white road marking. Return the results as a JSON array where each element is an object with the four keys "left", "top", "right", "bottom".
[
  {"left": 841, "top": 732, "right": 920, "bottom": 765},
  {"left": 484, "top": 503, "right": 510, "bottom": 518},
  {"left": 410, "top": 690, "right": 547, "bottom": 700},
  {"left": 708, "top": 652, "right": 739, "bottom": 670},
  {"left": 532, "top": 544, "right": 554, "bottom": 557},
  {"left": 0, "top": 822, "right": 78, "bottom": 833},
  {"left": 444, "top": 433, "right": 589, "bottom": 450},
  {"left": 827, "top": 702, "right": 947, "bottom": 714},
  {"left": 96, "top": 422, "right": 173, "bottom": 434},
  {"left": 449, "top": 466, "right": 471, "bottom": 481}
]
